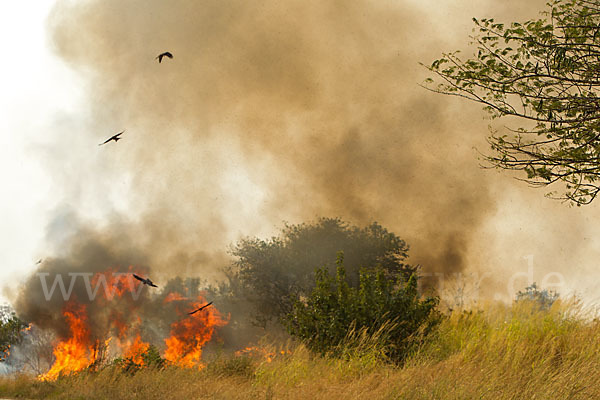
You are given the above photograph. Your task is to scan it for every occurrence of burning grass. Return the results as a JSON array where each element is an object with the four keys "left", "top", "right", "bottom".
[
  {"left": 32, "top": 269, "right": 228, "bottom": 381},
  {"left": 3, "top": 299, "right": 600, "bottom": 399}
]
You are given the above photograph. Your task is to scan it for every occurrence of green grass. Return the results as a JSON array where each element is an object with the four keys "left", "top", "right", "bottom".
[{"left": 2, "top": 299, "right": 599, "bottom": 399}]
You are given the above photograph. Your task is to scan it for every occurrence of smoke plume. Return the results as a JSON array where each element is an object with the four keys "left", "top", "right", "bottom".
[{"left": 18, "top": 0, "right": 582, "bottom": 329}]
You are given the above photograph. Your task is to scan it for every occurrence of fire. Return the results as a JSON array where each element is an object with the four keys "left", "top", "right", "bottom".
[
  {"left": 39, "top": 303, "right": 96, "bottom": 381},
  {"left": 39, "top": 269, "right": 227, "bottom": 380},
  {"left": 121, "top": 334, "right": 150, "bottom": 365},
  {"left": 164, "top": 292, "right": 186, "bottom": 303},
  {"left": 164, "top": 296, "right": 228, "bottom": 368},
  {"left": 235, "top": 346, "right": 292, "bottom": 363},
  {"left": 0, "top": 323, "right": 32, "bottom": 362}
]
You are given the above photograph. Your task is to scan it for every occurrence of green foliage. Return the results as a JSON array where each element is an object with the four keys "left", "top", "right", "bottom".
[
  {"left": 141, "top": 345, "right": 165, "bottom": 368},
  {"left": 227, "top": 218, "right": 416, "bottom": 327},
  {"left": 425, "top": 0, "right": 600, "bottom": 205},
  {"left": 113, "top": 345, "right": 165, "bottom": 374},
  {"left": 515, "top": 282, "right": 559, "bottom": 310},
  {"left": 285, "top": 253, "right": 439, "bottom": 362},
  {"left": 0, "top": 305, "right": 28, "bottom": 362}
]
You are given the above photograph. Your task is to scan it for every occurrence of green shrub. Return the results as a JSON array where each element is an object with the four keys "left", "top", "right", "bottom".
[
  {"left": 113, "top": 344, "right": 165, "bottom": 374},
  {"left": 515, "top": 283, "right": 559, "bottom": 310},
  {"left": 0, "top": 305, "right": 28, "bottom": 361},
  {"left": 227, "top": 218, "right": 416, "bottom": 327},
  {"left": 285, "top": 253, "right": 439, "bottom": 362}
]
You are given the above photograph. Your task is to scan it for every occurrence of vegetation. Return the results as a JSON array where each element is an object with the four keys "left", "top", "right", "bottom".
[
  {"left": 0, "top": 305, "right": 28, "bottom": 362},
  {"left": 516, "top": 282, "right": 560, "bottom": 309},
  {"left": 113, "top": 345, "right": 166, "bottom": 374},
  {"left": 2, "top": 300, "right": 600, "bottom": 399},
  {"left": 425, "top": 0, "right": 600, "bottom": 205},
  {"left": 225, "top": 218, "right": 416, "bottom": 327},
  {"left": 285, "top": 253, "right": 439, "bottom": 361}
]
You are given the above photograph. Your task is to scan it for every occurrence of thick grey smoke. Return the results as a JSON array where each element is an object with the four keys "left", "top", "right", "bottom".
[
  {"left": 21, "top": 0, "right": 590, "bottom": 326},
  {"left": 13, "top": 215, "right": 219, "bottom": 347},
  {"left": 43, "top": 0, "right": 521, "bottom": 274},
  {"left": 13, "top": 218, "right": 149, "bottom": 339}
]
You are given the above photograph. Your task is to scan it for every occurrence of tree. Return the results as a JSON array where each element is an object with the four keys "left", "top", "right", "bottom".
[
  {"left": 15, "top": 326, "right": 55, "bottom": 374},
  {"left": 285, "top": 253, "right": 439, "bottom": 361},
  {"left": 227, "top": 218, "right": 416, "bottom": 328},
  {"left": 425, "top": 0, "right": 600, "bottom": 205},
  {"left": 0, "top": 305, "right": 28, "bottom": 362}
]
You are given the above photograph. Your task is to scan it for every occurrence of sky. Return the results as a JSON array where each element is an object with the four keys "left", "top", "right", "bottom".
[
  {"left": 0, "top": 0, "right": 76, "bottom": 284},
  {"left": 3, "top": 0, "right": 600, "bottom": 307}
]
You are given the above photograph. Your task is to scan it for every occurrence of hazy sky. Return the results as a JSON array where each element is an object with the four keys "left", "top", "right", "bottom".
[
  {"left": 4, "top": 0, "right": 600, "bottom": 306},
  {"left": 0, "top": 1, "right": 77, "bottom": 285}
]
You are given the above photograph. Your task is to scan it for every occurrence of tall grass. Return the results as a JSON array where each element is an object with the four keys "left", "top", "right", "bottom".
[{"left": 2, "top": 299, "right": 600, "bottom": 399}]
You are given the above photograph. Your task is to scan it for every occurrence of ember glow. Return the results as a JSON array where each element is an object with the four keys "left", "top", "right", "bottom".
[
  {"left": 234, "top": 346, "right": 292, "bottom": 363},
  {"left": 38, "top": 269, "right": 227, "bottom": 380}
]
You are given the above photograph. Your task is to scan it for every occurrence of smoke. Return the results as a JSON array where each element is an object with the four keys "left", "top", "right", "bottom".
[
  {"left": 43, "top": 0, "right": 508, "bottom": 272},
  {"left": 13, "top": 219, "right": 148, "bottom": 339},
  {"left": 20, "top": 0, "right": 588, "bottom": 331},
  {"left": 12, "top": 217, "right": 224, "bottom": 360}
]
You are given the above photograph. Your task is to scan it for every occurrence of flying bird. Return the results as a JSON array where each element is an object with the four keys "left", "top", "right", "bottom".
[
  {"left": 156, "top": 51, "right": 173, "bottom": 63},
  {"left": 35, "top": 259, "right": 42, "bottom": 265},
  {"left": 99, "top": 130, "right": 125, "bottom": 146},
  {"left": 133, "top": 274, "right": 158, "bottom": 288},
  {"left": 188, "top": 301, "right": 213, "bottom": 315}
]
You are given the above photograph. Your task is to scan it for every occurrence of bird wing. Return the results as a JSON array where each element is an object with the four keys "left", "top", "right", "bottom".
[
  {"left": 188, "top": 301, "right": 213, "bottom": 315},
  {"left": 133, "top": 274, "right": 145, "bottom": 282},
  {"left": 99, "top": 131, "right": 124, "bottom": 146},
  {"left": 156, "top": 52, "right": 173, "bottom": 61}
]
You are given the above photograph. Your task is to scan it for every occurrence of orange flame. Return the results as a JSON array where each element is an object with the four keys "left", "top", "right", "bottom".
[
  {"left": 234, "top": 346, "right": 292, "bottom": 363},
  {"left": 121, "top": 334, "right": 150, "bottom": 365},
  {"left": 164, "top": 292, "right": 186, "bottom": 303},
  {"left": 39, "top": 303, "right": 96, "bottom": 381},
  {"left": 164, "top": 295, "right": 228, "bottom": 369},
  {"left": 39, "top": 270, "right": 227, "bottom": 379}
]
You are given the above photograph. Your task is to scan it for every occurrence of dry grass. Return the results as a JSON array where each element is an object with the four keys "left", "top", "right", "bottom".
[{"left": 2, "top": 300, "right": 600, "bottom": 399}]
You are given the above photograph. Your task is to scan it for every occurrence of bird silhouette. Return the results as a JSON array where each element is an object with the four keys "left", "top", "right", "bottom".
[
  {"left": 99, "top": 130, "right": 124, "bottom": 146},
  {"left": 188, "top": 301, "right": 213, "bottom": 315},
  {"left": 156, "top": 51, "right": 173, "bottom": 63},
  {"left": 133, "top": 274, "right": 158, "bottom": 288},
  {"left": 35, "top": 259, "right": 42, "bottom": 265}
]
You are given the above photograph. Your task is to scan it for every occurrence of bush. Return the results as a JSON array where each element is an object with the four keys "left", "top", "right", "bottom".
[
  {"left": 227, "top": 218, "right": 416, "bottom": 328},
  {"left": 285, "top": 253, "right": 439, "bottom": 362},
  {"left": 516, "top": 283, "right": 559, "bottom": 310},
  {"left": 0, "top": 305, "right": 28, "bottom": 362},
  {"left": 113, "top": 345, "right": 165, "bottom": 374}
]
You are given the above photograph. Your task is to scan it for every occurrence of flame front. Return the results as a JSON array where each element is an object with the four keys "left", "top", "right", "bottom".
[
  {"left": 39, "top": 303, "right": 95, "bottom": 381},
  {"left": 39, "top": 270, "right": 228, "bottom": 380},
  {"left": 121, "top": 334, "right": 150, "bottom": 365},
  {"left": 164, "top": 296, "right": 228, "bottom": 368}
]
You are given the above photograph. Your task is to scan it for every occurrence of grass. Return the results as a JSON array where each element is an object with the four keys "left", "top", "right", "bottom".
[{"left": 2, "top": 299, "right": 600, "bottom": 399}]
